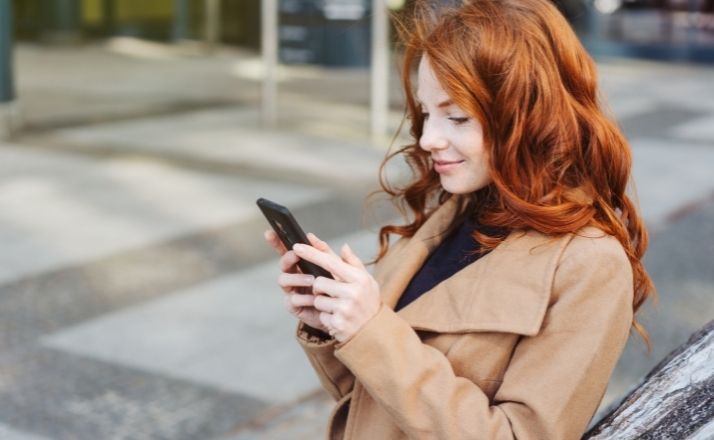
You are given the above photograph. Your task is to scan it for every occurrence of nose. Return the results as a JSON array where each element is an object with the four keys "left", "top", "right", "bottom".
[{"left": 419, "top": 119, "right": 448, "bottom": 152}]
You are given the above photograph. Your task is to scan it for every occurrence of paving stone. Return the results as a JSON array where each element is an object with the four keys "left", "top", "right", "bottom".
[
  {"left": 0, "top": 346, "right": 267, "bottom": 440},
  {"left": 0, "top": 145, "right": 330, "bottom": 285},
  {"left": 222, "top": 390, "right": 334, "bottom": 440},
  {"left": 0, "top": 191, "right": 373, "bottom": 351},
  {"left": 630, "top": 138, "right": 714, "bottom": 230},
  {"left": 619, "top": 104, "right": 707, "bottom": 140},
  {"left": 0, "top": 424, "right": 51, "bottom": 440},
  {"left": 40, "top": 229, "right": 378, "bottom": 404},
  {"left": 671, "top": 113, "right": 714, "bottom": 143}
]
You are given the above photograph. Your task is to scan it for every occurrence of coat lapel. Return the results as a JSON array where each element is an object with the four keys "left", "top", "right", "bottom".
[
  {"left": 372, "top": 198, "right": 575, "bottom": 336},
  {"left": 372, "top": 196, "right": 465, "bottom": 311}
]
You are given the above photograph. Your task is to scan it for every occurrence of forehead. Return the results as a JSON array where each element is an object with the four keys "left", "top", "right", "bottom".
[{"left": 416, "top": 56, "right": 450, "bottom": 102}]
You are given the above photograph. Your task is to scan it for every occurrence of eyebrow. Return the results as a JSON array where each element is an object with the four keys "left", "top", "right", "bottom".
[{"left": 415, "top": 97, "right": 454, "bottom": 109}]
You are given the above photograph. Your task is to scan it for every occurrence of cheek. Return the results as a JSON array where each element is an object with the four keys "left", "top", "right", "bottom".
[
  {"left": 464, "top": 159, "right": 489, "bottom": 181},
  {"left": 460, "top": 161, "right": 492, "bottom": 192},
  {"left": 458, "top": 135, "right": 487, "bottom": 165},
  {"left": 460, "top": 139, "right": 490, "bottom": 182}
]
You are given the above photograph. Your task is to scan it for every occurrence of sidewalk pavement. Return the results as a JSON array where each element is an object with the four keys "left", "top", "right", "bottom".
[{"left": 0, "top": 40, "right": 712, "bottom": 439}]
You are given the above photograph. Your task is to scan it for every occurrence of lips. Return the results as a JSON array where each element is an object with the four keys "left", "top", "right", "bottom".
[
  {"left": 433, "top": 159, "right": 464, "bottom": 165},
  {"left": 433, "top": 159, "right": 465, "bottom": 173}
]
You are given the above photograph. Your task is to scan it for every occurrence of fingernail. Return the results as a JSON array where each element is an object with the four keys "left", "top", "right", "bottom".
[{"left": 304, "top": 275, "right": 314, "bottom": 284}]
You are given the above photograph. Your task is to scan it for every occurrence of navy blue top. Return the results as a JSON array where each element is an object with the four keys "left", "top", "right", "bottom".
[{"left": 395, "top": 215, "right": 497, "bottom": 312}]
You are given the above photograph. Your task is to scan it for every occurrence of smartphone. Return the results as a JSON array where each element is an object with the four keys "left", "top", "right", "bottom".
[{"left": 257, "top": 198, "right": 333, "bottom": 279}]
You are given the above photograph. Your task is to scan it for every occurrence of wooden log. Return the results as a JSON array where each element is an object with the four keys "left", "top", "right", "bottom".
[{"left": 584, "top": 319, "right": 714, "bottom": 439}]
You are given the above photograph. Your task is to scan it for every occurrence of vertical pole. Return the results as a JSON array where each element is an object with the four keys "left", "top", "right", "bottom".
[
  {"left": 173, "top": 0, "right": 191, "bottom": 42},
  {"left": 0, "top": 0, "right": 14, "bottom": 103},
  {"left": 371, "top": 0, "right": 389, "bottom": 145},
  {"left": 102, "top": 0, "right": 115, "bottom": 37},
  {"left": 0, "top": 0, "right": 18, "bottom": 139},
  {"left": 44, "top": 0, "right": 81, "bottom": 43},
  {"left": 262, "top": 0, "right": 278, "bottom": 128},
  {"left": 687, "top": 0, "right": 697, "bottom": 52},
  {"left": 204, "top": 0, "right": 221, "bottom": 53}
]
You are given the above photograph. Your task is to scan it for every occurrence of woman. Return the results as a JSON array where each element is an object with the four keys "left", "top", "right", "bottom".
[{"left": 264, "top": 0, "right": 655, "bottom": 438}]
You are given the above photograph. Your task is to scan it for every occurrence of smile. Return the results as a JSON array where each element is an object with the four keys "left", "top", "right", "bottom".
[{"left": 434, "top": 160, "right": 465, "bottom": 173}]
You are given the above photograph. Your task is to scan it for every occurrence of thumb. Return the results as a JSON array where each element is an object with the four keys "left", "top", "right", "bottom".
[{"left": 341, "top": 243, "right": 364, "bottom": 268}]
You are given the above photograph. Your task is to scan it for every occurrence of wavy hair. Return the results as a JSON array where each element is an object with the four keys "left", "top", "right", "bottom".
[{"left": 371, "top": 0, "right": 656, "bottom": 351}]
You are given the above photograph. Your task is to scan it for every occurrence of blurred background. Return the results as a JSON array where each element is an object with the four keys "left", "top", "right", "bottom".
[{"left": 0, "top": 0, "right": 712, "bottom": 439}]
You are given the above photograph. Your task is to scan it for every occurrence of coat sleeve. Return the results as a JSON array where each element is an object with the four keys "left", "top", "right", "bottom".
[
  {"left": 333, "top": 237, "right": 634, "bottom": 439},
  {"left": 296, "top": 322, "right": 355, "bottom": 401},
  {"left": 293, "top": 235, "right": 410, "bottom": 402}
]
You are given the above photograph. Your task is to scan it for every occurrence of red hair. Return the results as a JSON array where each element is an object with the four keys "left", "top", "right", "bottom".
[{"left": 370, "top": 0, "right": 656, "bottom": 351}]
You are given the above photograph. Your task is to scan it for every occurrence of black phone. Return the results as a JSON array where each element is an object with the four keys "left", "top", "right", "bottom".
[{"left": 257, "top": 198, "right": 333, "bottom": 279}]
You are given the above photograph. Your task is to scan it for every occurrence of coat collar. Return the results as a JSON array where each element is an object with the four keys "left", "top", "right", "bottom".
[{"left": 372, "top": 196, "right": 573, "bottom": 336}]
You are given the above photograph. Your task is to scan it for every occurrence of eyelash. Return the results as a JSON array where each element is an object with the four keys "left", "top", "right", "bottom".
[{"left": 420, "top": 113, "right": 469, "bottom": 125}]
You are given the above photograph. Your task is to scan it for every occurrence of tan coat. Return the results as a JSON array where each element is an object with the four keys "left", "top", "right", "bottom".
[{"left": 296, "top": 196, "right": 634, "bottom": 440}]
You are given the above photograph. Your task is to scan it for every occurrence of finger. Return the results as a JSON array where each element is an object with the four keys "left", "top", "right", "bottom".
[
  {"left": 293, "top": 243, "right": 361, "bottom": 282},
  {"left": 307, "top": 233, "right": 338, "bottom": 257},
  {"left": 289, "top": 293, "right": 316, "bottom": 308},
  {"left": 283, "top": 295, "right": 299, "bottom": 315},
  {"left": 307, "top": 233, "right": 348, "bottom": 282},
  {"left": 264, "top": 230, "right": 288, "bottom": 255},
  {"left": 278, "top": 273, "right": 315, "bottom": 292},
  {"left": 295, "top": 308, "right": 325, "bottom": 331},
  {"left": 284, "top": 295, "right": 315, "bottom": 317},
  {"left": 313, "top": 294, "right": 340, "bottom": 313},
  {"left": 312, "top": 276, "right": 353, "bottom": 299},
  {"left": 340, "top": 243, "right": 365, "bottom": 270},
  {"left": 279, "top": 250, "right": 301, "bottom": 273},
  {"left": 283, "top": 294, "right": 305, "bottom": 316},
  {"left": 319, "top": 311, "right": 333, "bottom": 330}
]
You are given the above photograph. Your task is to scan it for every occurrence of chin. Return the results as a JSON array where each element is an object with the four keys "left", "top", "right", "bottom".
[
  {"left": 441, "top": 183, "right": 473, "bottom": 195},
  {"left": 440, "top": 177, "right": 491, "bottom": 195}
]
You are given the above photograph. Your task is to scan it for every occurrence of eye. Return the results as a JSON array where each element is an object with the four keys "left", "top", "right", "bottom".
[{"left": 449, "top": 117, "right": 469, "bottom": 125}]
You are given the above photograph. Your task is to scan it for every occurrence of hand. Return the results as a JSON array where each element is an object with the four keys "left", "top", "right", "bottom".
[
  {"left": 293, "top": 241, "right": 381, "bottom": 343},
  {"left": 264, "top": 229, "right": 331, "bottom": 333}
]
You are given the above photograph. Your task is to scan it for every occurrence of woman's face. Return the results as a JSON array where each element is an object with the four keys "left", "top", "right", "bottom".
[{"left": 416, "top": 56, "right": 492, "bottom": 195}]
